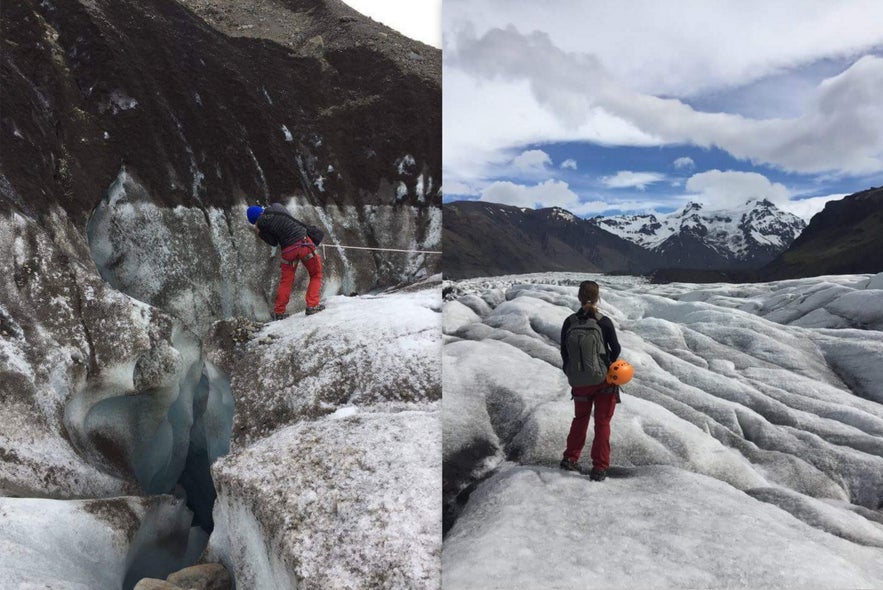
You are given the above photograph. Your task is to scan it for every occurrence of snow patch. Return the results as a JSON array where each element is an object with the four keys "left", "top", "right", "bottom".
[{"left": 397, "top": 154, "right": 416, "bottom": 175}]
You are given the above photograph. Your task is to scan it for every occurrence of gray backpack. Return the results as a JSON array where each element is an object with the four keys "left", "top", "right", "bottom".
[{"left": 564, "top": 312, "right": 608, "bottom": 387}]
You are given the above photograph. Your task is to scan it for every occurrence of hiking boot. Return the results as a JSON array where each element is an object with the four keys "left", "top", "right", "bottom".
[
  {"left": 305, "top": 304, "right": 325, "bottom": 315},
  {"left": 559, "top": 457, "right": 584, "bottom": 474},
  {"left": 270, "top": 312, "right": 289, "bottom": 321},
  {"left": 589, "top": 468, "right": 607, "bottom": 482}
]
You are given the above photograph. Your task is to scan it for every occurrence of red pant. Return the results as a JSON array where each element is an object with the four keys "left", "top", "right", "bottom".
[
  {"left": 563, "top": 382, "right": 617, "bottom": 469},
  {"left": 275, "top": 241, "right": 322, "bottom": 313}
]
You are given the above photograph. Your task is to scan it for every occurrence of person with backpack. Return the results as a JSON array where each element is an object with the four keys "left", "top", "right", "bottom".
[
  {"left": 247, "top": 203, "right": 325, "bottom": 320},
  {"left": 559, "top": 280, "right": 621, "bottom": 481}
]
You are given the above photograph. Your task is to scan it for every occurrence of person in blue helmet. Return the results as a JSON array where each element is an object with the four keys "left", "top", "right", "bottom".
[{"left": 247, "top": 204, "right": 324, "bottom": 320}]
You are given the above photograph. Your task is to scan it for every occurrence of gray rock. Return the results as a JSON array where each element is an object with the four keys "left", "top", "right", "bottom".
[
  {"left": 167, "top": 563, "right": 232, "bottom": 590},
  {"left": 134, "top": 579, "right": 183, "bottom": 590}
]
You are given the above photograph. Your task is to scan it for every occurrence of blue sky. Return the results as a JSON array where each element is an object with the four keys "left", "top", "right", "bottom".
[
  {"left": 443, "top": 1, "right": 883, "bottom": 220},
  {"left": 472, "top": 140, "right": 883, "bottom": 218}
]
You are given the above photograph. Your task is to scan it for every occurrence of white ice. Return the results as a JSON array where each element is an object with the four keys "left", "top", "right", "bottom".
[
  {"left": 443, "top": 465, "right": 883, "bottom": 590},
  {"left": 443, "top": 272, "right": 883, "bottom": 588},
  {"left": 0, "top": 495, "right": 190, "bottom": 590},
  {"left": 208, "top": 284, "right": 442, "bottom": 588}
]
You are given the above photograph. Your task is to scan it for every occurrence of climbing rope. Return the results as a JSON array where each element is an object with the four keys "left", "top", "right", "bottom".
[{"left": 321, "top": 243, "right": 442, "bottom": 258}]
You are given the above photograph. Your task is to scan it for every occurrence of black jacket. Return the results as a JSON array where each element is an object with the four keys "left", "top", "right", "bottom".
[
  {"left": 256, "top": 203, "right": 307, "bottom": 249},
  {"left": 560, "top": 309, "right": 621, "bottom": 371}
]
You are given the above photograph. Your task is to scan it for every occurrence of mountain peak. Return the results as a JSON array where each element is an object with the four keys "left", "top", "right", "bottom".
[
  {"left": 588, "top": 199, "right": 806, "bottom": 268},
  {"left": 747, "top": 197, "right": 777, "bottom": 209}
]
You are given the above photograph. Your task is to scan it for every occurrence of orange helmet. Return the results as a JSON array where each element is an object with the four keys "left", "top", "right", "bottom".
[{"left": 606, "top": 359, "right": 634, "bottom": 385}]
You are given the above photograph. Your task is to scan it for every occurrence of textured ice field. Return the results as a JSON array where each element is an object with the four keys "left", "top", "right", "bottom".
[{"left": 442, "top": 272, "right": 883, "bottom": 589}]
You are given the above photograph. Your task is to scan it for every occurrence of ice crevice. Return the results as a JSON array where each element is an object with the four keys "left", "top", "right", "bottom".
[
  {"left": 59, "top": 319, "right": 236, "bottom": 586},
  {"left": 73, "top": 182, "right": 240, "bottom": 584}
]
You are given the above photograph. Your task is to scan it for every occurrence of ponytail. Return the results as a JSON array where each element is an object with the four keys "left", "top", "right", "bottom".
[{"left": 578, "top": 280, "right": 600, "bottom": 314}]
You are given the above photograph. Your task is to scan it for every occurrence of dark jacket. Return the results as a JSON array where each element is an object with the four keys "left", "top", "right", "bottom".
[
  {"left": 256, "top": 203, "right": 307, "bottom": 249},
  {"left": 560, "top": 309, "right": 621, "bottom": 372}
]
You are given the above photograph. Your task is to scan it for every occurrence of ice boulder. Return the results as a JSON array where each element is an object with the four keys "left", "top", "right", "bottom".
[{"left": 210, "top": 409, "right": 440, "bottom": 589}]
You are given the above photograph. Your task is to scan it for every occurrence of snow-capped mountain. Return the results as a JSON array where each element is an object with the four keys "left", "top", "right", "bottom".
[{"left": 589, "top": 199, "right": 806, "bottom": 269}]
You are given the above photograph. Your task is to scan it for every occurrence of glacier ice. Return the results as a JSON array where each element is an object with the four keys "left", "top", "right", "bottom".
[
  {"left": 205, "top": 283, "right": 442, "bottom": 588},
  {"left": 0, "top": 495, "right": 193, "bottom": 590},
  {"left": 443, "top": 466, "right": 883, "bottom": 589},
  {"left": 443, "top": 271, "right": 883, "bottom": 587},
  {"left": 86, "top": 169, "right": 442, "bottom": 334}
]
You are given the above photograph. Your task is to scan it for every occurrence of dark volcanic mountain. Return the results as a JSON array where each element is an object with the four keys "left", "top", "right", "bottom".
[
  {"left": 589, "top": 199, "right": 806, "bottom": 270},
  {"left": 2, "top": 0, "right": 440, "bottom": 220},
  {"left": 443, "top": 201, "right": 660, "bottom": 279},
  {"left": 759, "top": 187, "right": 883, "bottom": 279}
]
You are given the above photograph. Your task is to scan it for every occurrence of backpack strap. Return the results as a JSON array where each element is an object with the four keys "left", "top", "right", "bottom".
[{"left": 263, "top": 209, "right": 306, "bottom": 227}]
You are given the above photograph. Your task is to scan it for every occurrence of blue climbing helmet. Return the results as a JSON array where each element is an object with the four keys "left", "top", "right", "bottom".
[{"left": 246, "top": 206, "right": 264, "bottom": 224}]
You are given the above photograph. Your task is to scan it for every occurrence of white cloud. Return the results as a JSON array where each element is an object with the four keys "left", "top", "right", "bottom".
[
  {"left": 560, "top": 158, "right": 578, "bottom": 170},
  {"left": 341, "top": 0, "right": 441, "bottom": 48},
  {"left": 684, "top": 170, "right": 791, "bottom": 208},
  {"left": 442, "top": 65, "right": 660, "bottom": 189},
  {"left": 446, "top": 24, "right": 883, "bottom": 180},
  {"left": 445, "top": 1, "right": 883, "bottom": 97},
  {"left": 780, "top": 194, "right": 847, "bottom": 221},
  {"left": 480, "top": 179, "right": 577, "bottom": 208},
  {"left": 674, "top": 157, "right": 695, "bottom": 170},
  {"left": 512, "top": 149, "right": 552, "bottom": 173},
  {"left": 443, "top": 180, "right": 481, "bottom": 196},
  {"left": 603, "top": 171, "right": 666, "bottom": 190}
]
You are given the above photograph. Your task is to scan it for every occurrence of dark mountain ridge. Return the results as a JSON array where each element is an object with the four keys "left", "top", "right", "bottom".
[
  {"left": 1, "top": 0, "right": 440, "bottom": 223},
  {"left": 445, "top": 189, "right": 883, "bottom": 282},
  {"left": 758, "top": 187, "right": 883, "bottom": 279},
  {"left": 443, "top": 201, "right": 661, "bottom": 279}
]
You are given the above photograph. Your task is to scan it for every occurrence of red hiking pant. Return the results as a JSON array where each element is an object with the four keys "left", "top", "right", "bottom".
[
  {"left": 275, "top": 240, "right": 322, "bottom": 313},
  {"left": 563, "top": 382, "right": 617, "bottom": 469}
]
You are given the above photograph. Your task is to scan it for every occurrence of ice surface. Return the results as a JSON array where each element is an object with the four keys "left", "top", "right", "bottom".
[
  {"left": 205, "top": 284, "right": 442, "bottom": 588},
  {"left": 443, "top": 272, "right": 883, "bottom": 587},
  {"left": 210, "top": 409, "right": 441, "bottom": 589},
  {"left": 443, "top": 466, "right": 883, "bottom": 590},
  {"left": 0, "top": 495, "right": 191, "bottom": 590},
  {"left": 224, "top": 286, "right": 442, "bottom": 446}
]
